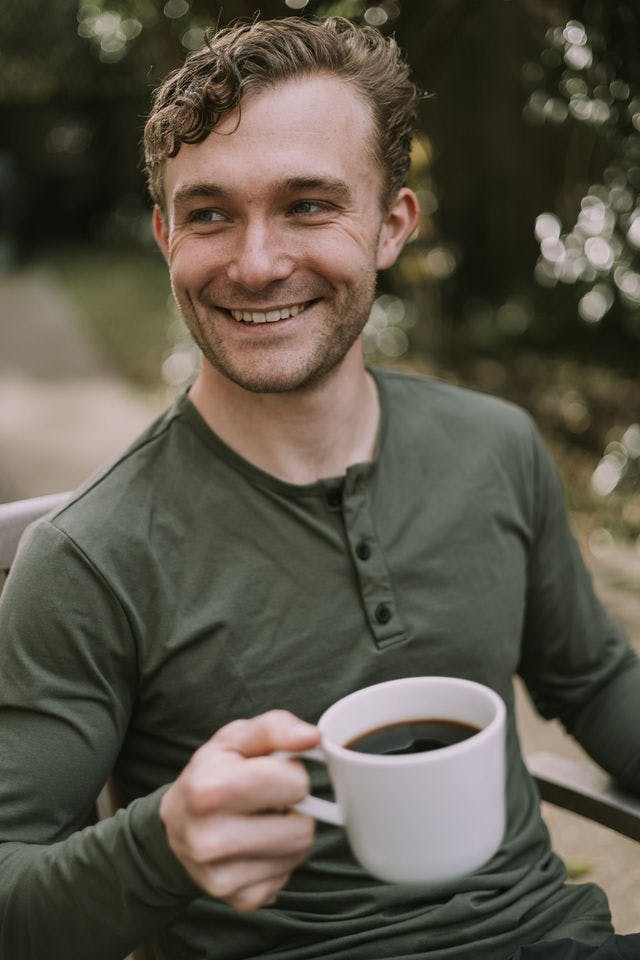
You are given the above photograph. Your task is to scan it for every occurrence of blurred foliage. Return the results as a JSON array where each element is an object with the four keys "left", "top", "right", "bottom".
[
  {"left": 525, "top": 3, "right": 640, "bottom": 340},
  {"left": 2, "top": 0, "right": 640, "bottom": 540}
]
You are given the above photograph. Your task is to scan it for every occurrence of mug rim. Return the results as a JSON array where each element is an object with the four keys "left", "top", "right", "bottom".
[{"left": 318, "top": 676, "right": 505, "bottom": 766}]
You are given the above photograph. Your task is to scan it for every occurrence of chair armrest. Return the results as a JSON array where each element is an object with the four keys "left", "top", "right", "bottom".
[
  {"left": 526, "top": 751, "right": 640, "bottom": 842},
  {"left": 0, "top": 492, "right": 70, "bottom": 570}
]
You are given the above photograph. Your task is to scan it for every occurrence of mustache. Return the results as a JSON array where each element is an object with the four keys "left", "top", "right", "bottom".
[{"left": 198, "top": 282, "right": 333, "bottom": 309}]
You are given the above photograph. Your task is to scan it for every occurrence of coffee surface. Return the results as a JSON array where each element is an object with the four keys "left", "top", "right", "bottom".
[{"left": 345, "top": 718, "right": 480, "bottom": 755}]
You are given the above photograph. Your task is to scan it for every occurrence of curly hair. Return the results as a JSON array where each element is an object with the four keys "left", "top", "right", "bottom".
[{"left": 144, "top": 16, "right": 418, "bottom": 212}]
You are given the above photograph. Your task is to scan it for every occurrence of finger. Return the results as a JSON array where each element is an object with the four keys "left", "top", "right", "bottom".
[
  {"left": 186, "top": 754, "right": 314, "bottom": 816},
  {"left": 196, "top": 855, "right": 300, "bottom": 905},
  {"left": 178, "top": 810, "right": 315, "bottom": 865},
  {"left": 224, "top": 871, "right": 295, "bottom": 912},
  {"left": 212, "top": 710, "right": 320, "bottom": 758}
]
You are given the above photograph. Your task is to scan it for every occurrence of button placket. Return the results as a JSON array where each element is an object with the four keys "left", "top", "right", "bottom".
[
  {"left": 341, "top": 471, "right": 406, "bottom": 648},
  {"left": 355, "top": 540, "right": 371, "bottom": 561}
]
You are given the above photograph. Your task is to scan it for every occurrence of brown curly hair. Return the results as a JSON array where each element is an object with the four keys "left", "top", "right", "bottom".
[{"left": 144, "top": 16, "right": 418, "bottom": 212}]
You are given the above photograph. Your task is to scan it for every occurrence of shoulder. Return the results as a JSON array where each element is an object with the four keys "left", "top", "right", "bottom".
[
  {"left": 32, "top": 395, "right": 201, "bottom": 570},
  {"left": 375, "top": 366, "right": 537, "bottom": 449}
]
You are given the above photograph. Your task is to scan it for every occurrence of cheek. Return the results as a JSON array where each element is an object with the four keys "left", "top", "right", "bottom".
[
  {"left": 168, "top": 238, "right": 220, "bottom": 287},
  {"left": 303, "top": 229, "right": 377, "bottom": 276}
]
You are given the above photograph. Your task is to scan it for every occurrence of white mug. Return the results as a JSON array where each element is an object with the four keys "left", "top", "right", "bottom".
[{"left": 291, "top": 676, "right": 506, "bottom": 885}]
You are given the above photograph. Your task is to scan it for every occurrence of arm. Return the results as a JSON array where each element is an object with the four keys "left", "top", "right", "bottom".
[
  {"left": 0, "top": 520, "right": 195, "bottom": 958},
  {"left": 518, "top": 426, "right": 640, "bottom": 794},
  {"left": 0, "top": 522, "right": 317, "bottom": 958}
]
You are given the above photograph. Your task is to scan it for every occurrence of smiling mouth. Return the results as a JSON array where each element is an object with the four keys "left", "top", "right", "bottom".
[{"left": 227, "top": 301, "right": 312, "bottom": 324}]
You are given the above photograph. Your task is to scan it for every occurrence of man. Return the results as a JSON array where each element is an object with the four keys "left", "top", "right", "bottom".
[{"left": 0, "top": 16, "right": 639, "bottom": 960}]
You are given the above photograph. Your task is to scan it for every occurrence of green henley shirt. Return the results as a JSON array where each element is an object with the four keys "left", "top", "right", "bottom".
[{"left": 1, "top": 367, "right": 639, "bottom": 960}]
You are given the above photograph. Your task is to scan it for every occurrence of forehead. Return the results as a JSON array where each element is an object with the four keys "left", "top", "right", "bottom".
[{"left": 162, "top": 73, "right": 382, "bottom": 207}]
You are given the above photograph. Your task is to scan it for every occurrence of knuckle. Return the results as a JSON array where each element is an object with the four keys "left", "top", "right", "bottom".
[
  {"left": 184, "top": 772, "right": 234, "bottom": 815},
  {"left": 232, "top": 883, "right": 276, "bottom": 913},
  {"left": 182, "top": 777, "right": 205, "bottom": 812},
  {"left": 209, "top": 867, "right": 242, "bottom": 901},
  {"left": 281, "top": 814, "right": 314, "bottom": 854},
  {"left": 262, "top": 708, "right": 297, "bottom": 725},
  {"left": 181, "top": 822, "right": 209, "bottom": 861},
  {"left": 271, "top": 756, "right": 310, "bottom": 799},
  {"left": 213, "top": 717, "right": 251, "bottom": 746},
  {"left": 186, "top": 824, "right": 238, "bottom": 864}
]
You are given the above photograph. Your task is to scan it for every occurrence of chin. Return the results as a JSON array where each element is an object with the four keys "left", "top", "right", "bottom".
[
  {"left": 220, "top": 368, "right": 325, "bottom": 395},
  {"left": 206, "top": 348, "right": 347, "bottom": 395}
]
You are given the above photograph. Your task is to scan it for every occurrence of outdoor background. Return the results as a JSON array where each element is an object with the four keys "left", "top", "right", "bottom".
[
  {"left": 1, "top": 0, "right": 639, "bottom": 934},
  {"left": 2, "top": 0, "right": 640, "bottom": 546}
]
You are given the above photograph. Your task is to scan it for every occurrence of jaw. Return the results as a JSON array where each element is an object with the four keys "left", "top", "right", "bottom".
[
  {"left": 188, "top": 301, "right": 360, "bottom": 395},
  {"left": 175, "top": 266, "right": 376, "bottom": 395}
]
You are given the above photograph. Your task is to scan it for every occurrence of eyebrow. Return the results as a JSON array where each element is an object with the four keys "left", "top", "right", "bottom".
[
  {"left": 281, "top": 177, "right": 354, "bottom": 203},
  {"left": 172, "top": 182, "right": 231, "bottom": 209},
  {"left": 171, "top": 176, "right": 354, "bottom": 210}
]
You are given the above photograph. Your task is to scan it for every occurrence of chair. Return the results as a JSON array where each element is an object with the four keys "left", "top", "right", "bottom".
[
  {"left": 1, "top": 492, "right": 639, "bottom": 955},
  {"left": 526, "top": 751, "right": 640, "bottom": 842}
]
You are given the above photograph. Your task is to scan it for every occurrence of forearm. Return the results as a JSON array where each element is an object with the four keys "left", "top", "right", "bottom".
[
  {"left": 568, "top": 649, "right": 640, "bottom": 793},
  {"left": 0, "top": 788, "right": 197, "bottom": 960}
]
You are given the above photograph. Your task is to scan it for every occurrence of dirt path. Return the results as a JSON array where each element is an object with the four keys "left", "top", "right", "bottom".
[
  {"left": 1, "top": 265, "right": 638, "bottom": 934},
  {"left": 0, "top": 266, "right": 166, "bottom": 500}
]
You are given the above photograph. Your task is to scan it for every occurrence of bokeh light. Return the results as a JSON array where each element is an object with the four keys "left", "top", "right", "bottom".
[
  {"left": 77, "top": 3, "right": 142, "bottom": 63},
  {"left": 164, "top": 0, "right": 190, "bottom": 19},
  {"left": 578, "top": 284, "right": 614, "bottom": 323},
  {"left": 529, "top": 14, "right": 640, "bottom": 329},
  {"left": 363, "top": 294, "right": 415, "bottom": 361},
  {"left": 364, "top": 7, "right": 388, "bottom": 27},
  {"left": 592, "top": 427, "right": 640, "bottom": 498},
  {"left": 162, "top": 296, "right": 200, "bottom": 389},
  {"left": 181, "top": 26, "right": 206, "bottom": 51}
]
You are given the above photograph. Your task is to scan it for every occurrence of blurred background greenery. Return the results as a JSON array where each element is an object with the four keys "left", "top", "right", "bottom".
[{"left": 1, "top": 0, "right": 639, "bottom": 545}]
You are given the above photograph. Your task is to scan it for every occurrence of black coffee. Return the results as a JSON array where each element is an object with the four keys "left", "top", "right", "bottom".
[{"left": 345, "top": 718, "right": 480, "bottom": 755}]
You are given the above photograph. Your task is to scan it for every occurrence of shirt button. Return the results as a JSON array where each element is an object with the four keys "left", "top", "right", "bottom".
[
  {"left": 356, "top": 541, "right": 371, "bottom": 561},
  {"left": 375, "top": 603, "right": 392, "bottom": 624},
  {"left": 326, "top": 488, "right": 342, "bottom": 509}
]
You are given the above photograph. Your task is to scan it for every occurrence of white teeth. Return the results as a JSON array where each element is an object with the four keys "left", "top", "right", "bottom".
[{"left": 229, "top": 302, "right": 307, "bottom": 324}]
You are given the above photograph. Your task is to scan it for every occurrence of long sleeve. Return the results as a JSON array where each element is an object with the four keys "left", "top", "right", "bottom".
[
  {"left": 518, "top": 425, "right": 640, "bottom": 793},
  {"left": 0, "top": 521, "right": 196, "bottom": 959}
]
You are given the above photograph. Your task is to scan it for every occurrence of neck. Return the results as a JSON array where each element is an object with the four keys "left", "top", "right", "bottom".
[{"left": 188, "top": 346, "right": 380, "bottom": 485}]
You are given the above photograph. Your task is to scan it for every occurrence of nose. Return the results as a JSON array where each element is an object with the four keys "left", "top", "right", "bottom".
[{"left": 226, "top": 219, "right": 295, "bottom": 291}]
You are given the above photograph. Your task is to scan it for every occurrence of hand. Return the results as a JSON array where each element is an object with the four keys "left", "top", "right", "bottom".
[{"left": 160, "top": 710, "right": 320, "bottom": 911}]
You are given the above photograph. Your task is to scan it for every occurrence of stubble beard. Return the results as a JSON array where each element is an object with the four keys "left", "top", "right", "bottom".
[{"left": 175, "top": 270, "right": 378, "bottom": 395}]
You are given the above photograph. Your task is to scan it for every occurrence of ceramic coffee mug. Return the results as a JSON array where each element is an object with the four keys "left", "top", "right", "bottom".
[{"left": 289, "top": 676, "right": 506, "bottom": 885}]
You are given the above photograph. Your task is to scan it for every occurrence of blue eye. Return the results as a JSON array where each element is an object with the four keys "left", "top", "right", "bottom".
[
  {"left": 292, "top": 201, "right": 324, "bottom": 214},
  {"left": 191, "top": 209, "right": 225, "bottom": 223}
]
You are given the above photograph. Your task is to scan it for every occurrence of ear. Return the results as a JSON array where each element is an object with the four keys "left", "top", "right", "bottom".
[
  {"left": 153, "top": 206, "right": 170, "bottom": 262},
  {"left": 376, "top": 188, "right": 420, "bottom": 271}
]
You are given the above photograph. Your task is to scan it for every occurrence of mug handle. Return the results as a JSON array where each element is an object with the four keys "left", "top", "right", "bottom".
[{"left": 277, "top": 748, "right": 345, "bottom": 826}]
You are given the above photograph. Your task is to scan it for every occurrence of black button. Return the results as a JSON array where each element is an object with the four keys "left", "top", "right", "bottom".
[
  {"left": 326, "top": 488, "right": 342, "bottom": 509},
  {"left": 375, "top": 603, "right": 391, "bottom": 624},
  {"left": 356, "top": 541, "right": 371, "bottom": 561}
]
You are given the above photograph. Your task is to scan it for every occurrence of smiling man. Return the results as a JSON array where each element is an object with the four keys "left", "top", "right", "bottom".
[
  {"left": 2, "top": 15, "right": 640, "bottom": 960},
  {"left": 151, "top": 68, "right": 416, "bottom": 482}
]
